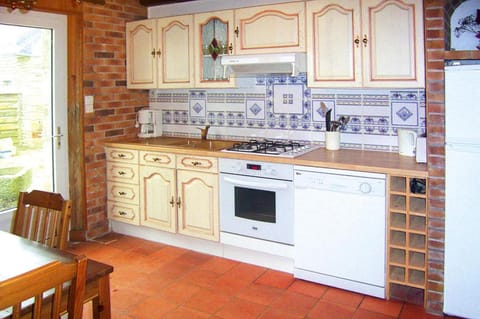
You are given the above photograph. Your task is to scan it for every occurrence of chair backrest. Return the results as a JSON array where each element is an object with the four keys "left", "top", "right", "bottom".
[
  {"left": 0, "top": 254, "right": 87, "bottom": 319},
  {"left": 11, "top": 190, "right": 72, "bottom": 250}
]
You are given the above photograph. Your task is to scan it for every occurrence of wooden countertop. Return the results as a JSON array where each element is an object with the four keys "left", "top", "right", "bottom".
[{"left": 105, "top": 136, "right": 427, "bottom": 177}]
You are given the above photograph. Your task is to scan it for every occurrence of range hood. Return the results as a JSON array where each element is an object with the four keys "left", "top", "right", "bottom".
[{"left": 221, "top": 53, "right": 306, "bottom": 76}]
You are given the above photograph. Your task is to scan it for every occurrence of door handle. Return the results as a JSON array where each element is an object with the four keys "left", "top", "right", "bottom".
[{"left": 52, "top": 126, "right": 63, "bottom": 149}]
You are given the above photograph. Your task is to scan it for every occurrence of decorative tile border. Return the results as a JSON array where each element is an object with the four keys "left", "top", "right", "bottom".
[{"left": 151, "top": 73, "right": 425, "bottom": 151}]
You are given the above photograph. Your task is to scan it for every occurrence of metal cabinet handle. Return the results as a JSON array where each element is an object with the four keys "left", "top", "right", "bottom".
[
  {"left": 117, "top": 171, "right": 126, "bottom": 176},
  {"left": 354, "top": 35, "right": 360, "bottom": 48},
  {"left": 191, "top": 161, "right": 201, "bottom": 166},
  {"left": 177, "top": 197, "right": 181, "bottom": 208},
  {"left": 234, "top": 26, "right": 239, "bottom": 38},
  {"left": 151, "top": 49, "right": 155, "bottom": 57},
  {"left": 169, "top": 196, "right": 175, "bottom": 207},
  {"left": 228, "top": 43, "right": 233, "bottom": 53},
  {"left": 156, "top": 50, "right": 161, "bottom": 56},
  {"left": 362, "top": 35, "right": 368, "bottom": 47},
  {"left": 118, "top": 211, "right": 127, "bottom": 216},
  {"left": 118, "top": 191, "right": 126, "bottom": 195},
  {"left": 117, "top": 153, "right": 126, "bottom": 158},
  {"left": 152, "top": 157, "right": 161, "bottom": 162}
]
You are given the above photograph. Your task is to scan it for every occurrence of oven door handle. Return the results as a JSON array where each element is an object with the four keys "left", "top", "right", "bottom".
[{"left": 223, "top": 177, "right": 289, "bottom": 190}]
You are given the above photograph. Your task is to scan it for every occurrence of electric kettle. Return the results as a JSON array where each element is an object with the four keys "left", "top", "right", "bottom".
[{"left": 397, "top": 129, "right": 417, "bottom": 157}]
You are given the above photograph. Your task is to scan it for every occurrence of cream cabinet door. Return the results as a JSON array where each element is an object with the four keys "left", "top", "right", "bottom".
[
  {"left": 156, "top": 15, "right": 194, "bottom": 88},
  {"left": 139, "top": 165, "right": 177, "bottom": 232},
  {"left": 126, "top": 19, "right": 157, "bottom": 89},
  {"left": 361, "top": 0, "right": 424, "bottom": 87},
  {"left": 194, "top": 10, "right": 236, "bottom": 88},
  {"left": 176, "top": 170, "right": 219, "bottom": 241},
  {"left": 234, "top": 2, "right": 306, "bottom": 54},
  {"left": 307, "top": 0, "right": 362, "bottom": 87}
]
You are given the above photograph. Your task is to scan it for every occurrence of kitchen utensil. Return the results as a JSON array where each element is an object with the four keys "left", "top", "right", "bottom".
[
  {"left": 397, "top": 129, "right": 417, "bottom": 156},
  {"left": 325, "top": 109, "right": 332, "bottom": 131}
]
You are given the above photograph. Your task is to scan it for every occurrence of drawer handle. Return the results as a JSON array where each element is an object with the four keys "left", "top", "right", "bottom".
[
  {"left": 152, "top": 157, "right": 161, "bottom": 162},
  {"left": 191, "top": 161, "right": 201, "bottom": 166},
  {"left": 118, "top": 171, "right": 126, "bottom": 176},
  {"left": 118, "top": 211, "right": 127, "bottom": 216},
  {"left": 177, "top": 197, "right": 181, "bottom": 209},
  {"left": 117, "top": 153, "right": 126, "bottom": 158},
  {"left": 169, "top": 196, "right": 175, "bottom": 207},
  {"left": 118, "top": 191, "right": 126, "bottom": 196}
]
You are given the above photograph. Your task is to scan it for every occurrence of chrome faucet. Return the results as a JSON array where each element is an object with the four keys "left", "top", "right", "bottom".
[{"left": 197, "top": 125, "right": 210, "bottom": 140}]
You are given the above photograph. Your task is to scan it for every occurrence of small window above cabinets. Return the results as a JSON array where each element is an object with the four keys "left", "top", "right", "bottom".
[{"left": 194, "top": 10, "right": 236, "bottom": 88}]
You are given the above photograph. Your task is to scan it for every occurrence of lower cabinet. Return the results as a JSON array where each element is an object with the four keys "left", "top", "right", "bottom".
[{"left": 136, "top": 150, "right": 219, "bottom": 241}]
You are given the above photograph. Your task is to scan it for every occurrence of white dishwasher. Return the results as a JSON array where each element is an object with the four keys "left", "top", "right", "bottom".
[{"left": 294, "top": 166, "right": 386, "bottom": 298}]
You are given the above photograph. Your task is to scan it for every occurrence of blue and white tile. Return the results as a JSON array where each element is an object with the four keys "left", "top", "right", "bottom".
[
  {"left": 190, "top": 99, "right": 206, "bottom": 118},
  {"left": 246, "top": 100, "right": 265, "bottom": 119},
  {"left": 391, "top": 101, "right": 418, "bottom": 127},
  {"left": 312, "top": 99, "right": 335, "bottom": 122},
  {"left": 272, "top": 83, "right": 304, "bottom": 114}
]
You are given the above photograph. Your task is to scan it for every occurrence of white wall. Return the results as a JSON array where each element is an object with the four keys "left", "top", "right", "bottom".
[{"left": 148, "top": 0, "right": 301, "bottom": 18}]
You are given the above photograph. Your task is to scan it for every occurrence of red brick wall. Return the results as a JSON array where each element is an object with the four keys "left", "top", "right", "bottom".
[
  {"left": 82, "top": 0, "right": 148, "bottom": 238},
  {"left": 424, "top": 0, "right": 480, "bottom": 314}
]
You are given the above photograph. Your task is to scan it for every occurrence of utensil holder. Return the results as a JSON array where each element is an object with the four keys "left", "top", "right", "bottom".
[{"left": 326, "top": 131, "right": 340, "bottom": 150}]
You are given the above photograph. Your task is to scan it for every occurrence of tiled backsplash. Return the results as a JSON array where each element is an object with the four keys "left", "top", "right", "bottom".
[{"left": 149, "top": 73, "right": 425, "bottom": 152}]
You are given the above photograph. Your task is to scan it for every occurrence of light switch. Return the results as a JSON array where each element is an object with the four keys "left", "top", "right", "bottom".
[{"left": 84, "top": 95, "right": 94, "bottom": 113}]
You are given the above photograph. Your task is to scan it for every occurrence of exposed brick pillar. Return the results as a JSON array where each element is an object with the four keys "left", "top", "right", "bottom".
[{"left": 82, "top": 0, "right": 149, "bottom": 238}]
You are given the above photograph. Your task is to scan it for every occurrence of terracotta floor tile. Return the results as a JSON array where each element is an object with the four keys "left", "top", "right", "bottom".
[
  {"left": 352, "top": 308, "right": 397, "bottom": 319},
  {"left": 288, "top": 279, "right": 328, "bottom": 298},
  {"left": 127, "top": 295, "right": 178, "bottom": 318},
  {"left": 322, "top": 287, "right": 364, "bottom": 308},
  {"left": 360, "top": 296, "right": 403, "bottom": 317},
  {"left": 178, "top": 268, "right": 219, "bottom": 288},
  {"left": 223, "top": 262, "right": 267, "bottom": 283},
  {"left": 215, "top": 298, "right": 266, "bottom": 319},
  {"left": 236, "top": 283, "right": 284, "bottom": 305},
  {"left": 161, "top": 306, "right": 211, "bottom": 319},
  {"left": 255, "top": 269, "right": 295, "bottom": 289},
  {"left": 109, "top": 286, "right": 149, "bottom": 313},
  {"left": 212, "top": 274, "right": 251, "bottom": 296},
  {"left": 271, "top": 290, "right": 318, "bottom": 317},
  {"left": 198, "top": 256, "right": 239, "bottom": 275},
  {"left": 307, "top": 300, "right": 356, "bottom": 319},
  {"left": 149, "top": 245, "right": 189, "bottom": 263},
  {"left": 258, "top": 308, "right": 304, "bottom": 319},
  {"left": 157, "top": 281, "right": 202, "bottom": 304},
  {"left": 174, "top": 250, "right": 213, "bottom": 266},
  {"left": 184, "top": 288, "right": 231, "bottom": 314}
]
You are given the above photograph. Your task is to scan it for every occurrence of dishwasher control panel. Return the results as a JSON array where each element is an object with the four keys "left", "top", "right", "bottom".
[{"left": 294, "top": 166, "right": 386, "bottom": 197}]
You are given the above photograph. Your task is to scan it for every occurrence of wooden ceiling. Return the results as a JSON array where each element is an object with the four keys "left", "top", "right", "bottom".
[{"left": 140, "top": 0, "right": 196, "bottom": 6}]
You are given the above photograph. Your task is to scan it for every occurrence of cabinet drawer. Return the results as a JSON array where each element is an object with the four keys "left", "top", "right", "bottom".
[
  {"left": 176, "top": 155, "right": 218, "bottom": 173},
  {"left": 106, "top": 147, "right": 138, "bottom": 164},
  {"left": 106, "top": 162, "right": 139, "bottom": 184},
  {"left": 107, "top": 182, "right": 139, "bottom": 204},
  {"left": 108, "top": 200, "right": 140, "bottom": 225},
  {"left": 140, "top": 151, "right": 175, "bottom": 168}
]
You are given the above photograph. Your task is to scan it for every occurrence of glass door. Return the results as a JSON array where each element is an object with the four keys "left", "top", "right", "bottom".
[{"left": 0, "top": 8, "right": 68, "bottom": 212}]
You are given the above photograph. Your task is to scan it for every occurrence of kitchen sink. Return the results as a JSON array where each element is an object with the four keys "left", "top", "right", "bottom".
[{"left": 171, "top": 139, "right": 235, "bottom": 151}]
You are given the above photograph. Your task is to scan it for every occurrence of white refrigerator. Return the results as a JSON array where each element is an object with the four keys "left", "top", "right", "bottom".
[{"left": 444, "top": 60, "right": 480, "bottom": 319}]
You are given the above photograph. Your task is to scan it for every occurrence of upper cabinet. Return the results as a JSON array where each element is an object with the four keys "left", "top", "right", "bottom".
[
  {"left": 194, "top": 10, "right": 236, "bottom": 88},
  {"left": 126, "top": 15, "right": 194, "bottom": 89},
  {"left": 307, "top": 0, "right": 425, "bottom": 88},
  {"left": 234, "top": 2, "right": 306, "bottom": 54}
]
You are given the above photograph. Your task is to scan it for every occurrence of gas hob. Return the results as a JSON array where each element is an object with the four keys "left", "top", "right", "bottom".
[{"left": 221, "top": 139, "right": 320, "bottom": 158}]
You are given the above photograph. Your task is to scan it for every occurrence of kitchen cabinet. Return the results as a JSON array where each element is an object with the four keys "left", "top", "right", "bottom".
[
  {"left": 107, "top": 147, "right": 219, "bottom": 241},
  {"left": 139, "top": 150, "right": 176, "bottom": 232},
  {"left": 233, "top": 2, "right": 306, "bottom": 54},
  {"left": 194, "top": 10, "right": 236, "bottom": 88},
  {"left": 387, "top": 175, "right": 427, "bottom": 305},
  {"left": 126, "top": 15, "right": 194, "bottom": 89},
  {"left": 306, "top": 0, "right": 424, "bottom": 88},
  {"left": 176, "top": 155, "right": 219, "bottom": 241},
  {"left": 105, "top": 148, "right": 140, "bottom": 225}
]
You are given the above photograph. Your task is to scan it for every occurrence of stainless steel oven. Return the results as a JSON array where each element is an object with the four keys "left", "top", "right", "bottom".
[{"left": 219, "top": 158, "right": 294, "bottom": 245}]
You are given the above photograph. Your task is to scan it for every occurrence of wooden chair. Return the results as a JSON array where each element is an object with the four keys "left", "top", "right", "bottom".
[
  {"left": 0, "top": 255, "right": 87, "bottom": 319},
  {"left": 11, "top": 190, "right": 72, "bottom": 250}
]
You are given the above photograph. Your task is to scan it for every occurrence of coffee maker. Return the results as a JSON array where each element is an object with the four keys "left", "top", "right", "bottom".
[{"left": 136, "top": 109, "right": 162, "bottom": 138}]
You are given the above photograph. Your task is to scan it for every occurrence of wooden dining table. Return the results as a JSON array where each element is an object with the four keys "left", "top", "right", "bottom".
[{"left": 0, "top": 230, "right": 113, "bottom": 319}]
